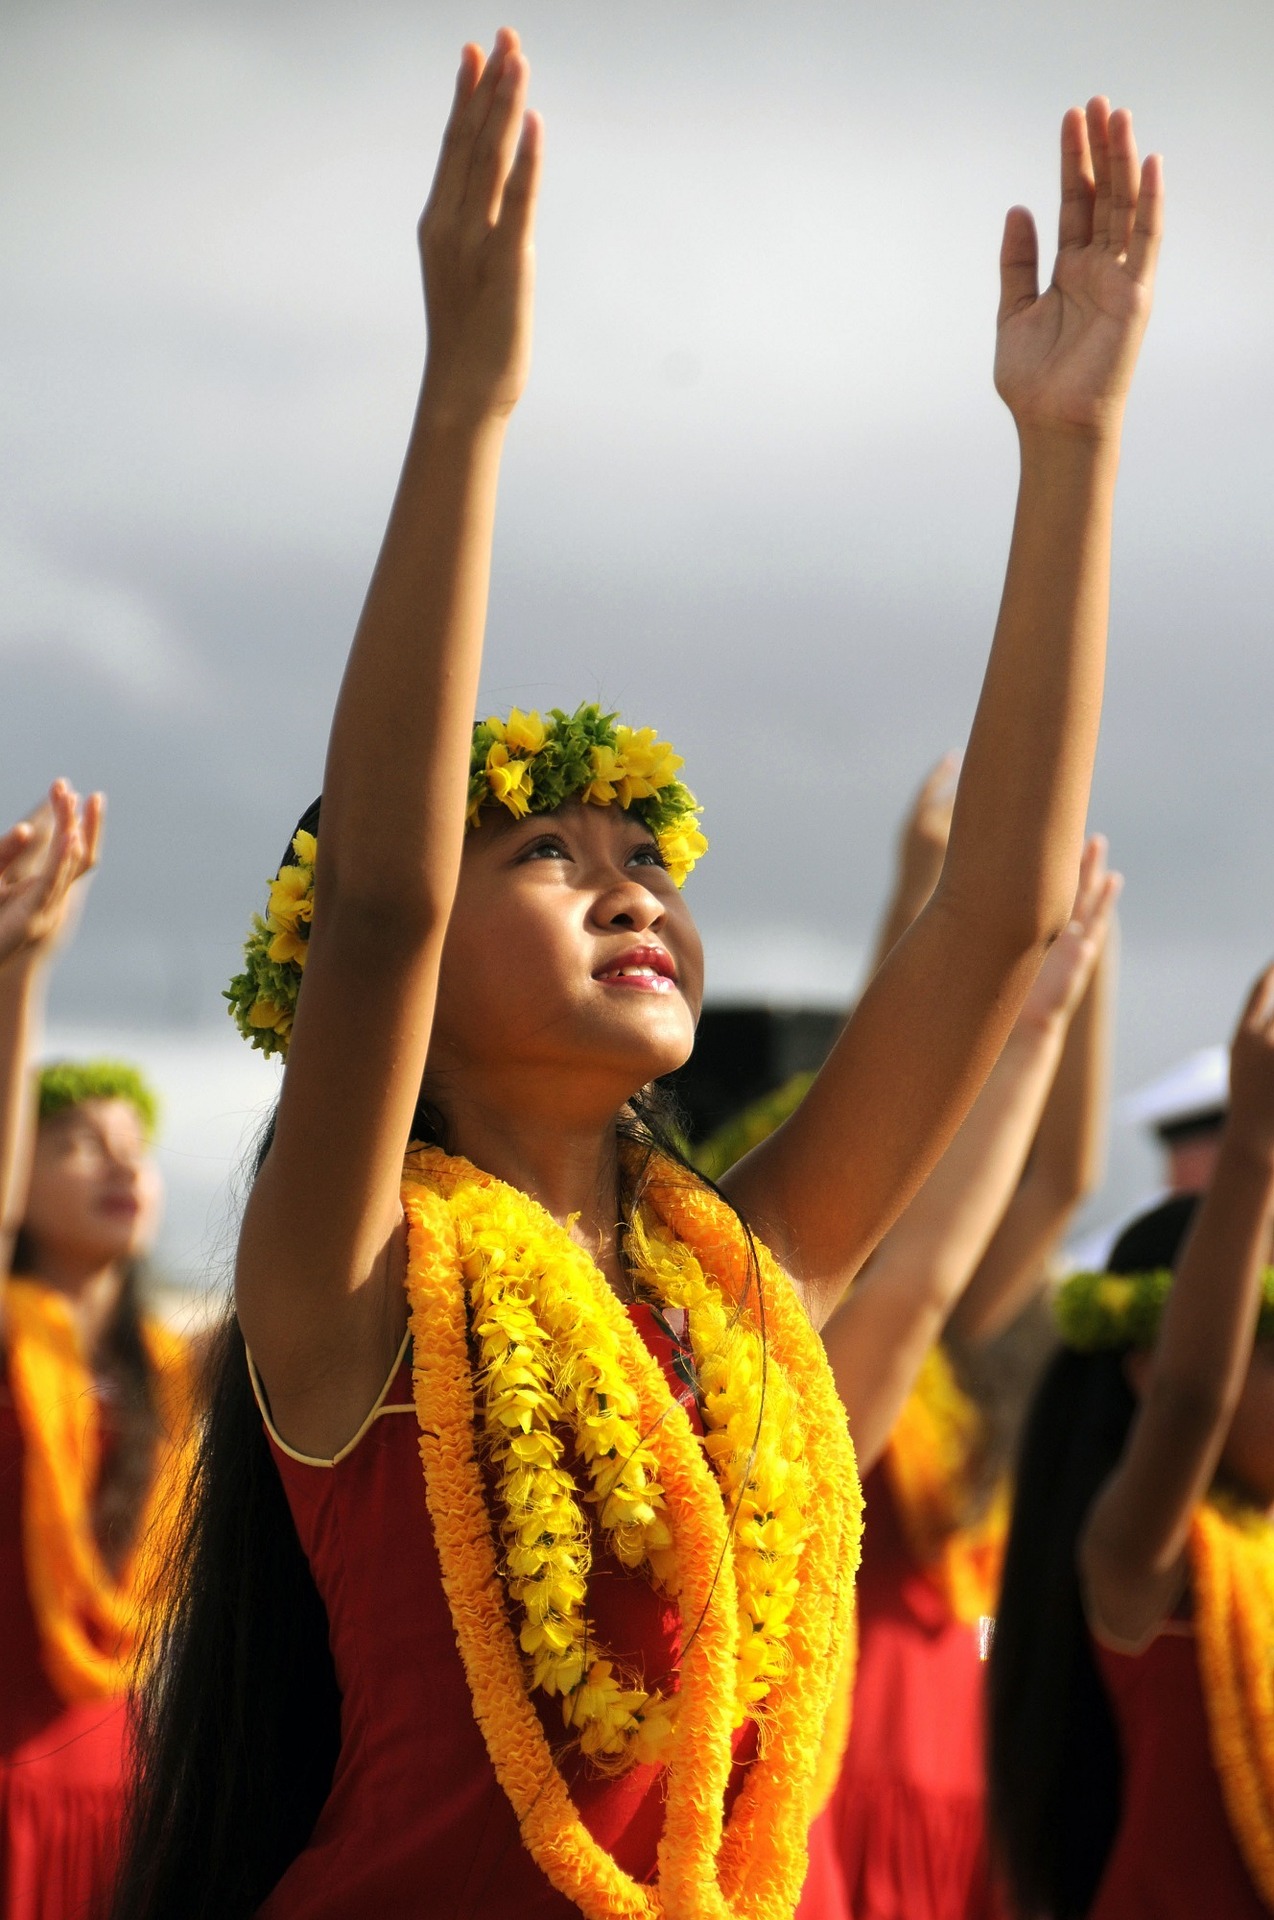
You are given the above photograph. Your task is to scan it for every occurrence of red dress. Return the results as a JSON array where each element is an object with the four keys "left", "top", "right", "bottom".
[
  {"left": 828, "top": 1465, "right": 1002, "bottom": 1920},
  {"left": 1090, "top": 1623, "right": 1266, "bottom": 1918},
  {"left": 0, "top": 1367, "right": 127, "bottom": 1920},
  {"left": 259, "top": 1303, "right": 788, "bottom": 1918}
]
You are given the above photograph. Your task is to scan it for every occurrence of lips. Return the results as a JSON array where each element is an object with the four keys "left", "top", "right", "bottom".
[
  {"left": 97, "top": 1193, "right": 141, "bottom": 1220},
  {"left": 593, "top": 945, "right": 678, "bottom": 994}
]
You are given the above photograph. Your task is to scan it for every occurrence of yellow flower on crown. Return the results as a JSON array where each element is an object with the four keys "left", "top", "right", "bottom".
[
  {"left": 612, "top": 725, "right": 683, "bottom": 805},
  {"left": 487, "top": 706, "right": 549, "bottom": 757},
  {"left": 582, "top": 743, "right": 626, "bottom": 807},
  {"left": 484, "top": 743, "right": 534, "bottom": 818},
  {"left": 1095, "top": 1276, "right": 1136, "bottom": 1316},
  {"left": 657, "top": 821, "right": 710, "bottom": 889}
]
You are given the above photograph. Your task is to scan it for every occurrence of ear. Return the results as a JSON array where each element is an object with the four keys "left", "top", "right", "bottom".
[{"left": 1122, "top": 1347, "right": 1152, "bottom": 1399}]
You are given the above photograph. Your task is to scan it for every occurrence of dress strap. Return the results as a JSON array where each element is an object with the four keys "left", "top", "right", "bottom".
[{"left": 247, "top": 1329, "right": 414, "bottom": 1469}]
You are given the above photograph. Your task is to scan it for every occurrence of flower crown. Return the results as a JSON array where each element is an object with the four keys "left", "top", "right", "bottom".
[
  {"left": 1055, "top": 1265, "right": 1274, "bottom": 1351},
  {"left": 226, "top": 703, "right": 708, "bottom": 1059},
  {"left": 37, "top": 1060, "right": 160, "bottom": 1138}
]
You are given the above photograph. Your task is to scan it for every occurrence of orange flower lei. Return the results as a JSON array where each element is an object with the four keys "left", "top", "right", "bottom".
[
  {"left": 3, "top": 1277, "right": 198, "bottom": 1702},
  {"left": 1191, "top": 1497, "right": 1274, "bottom": 1908},
  {"left": 402, "top": 1146, "right": 862, "bottom": 1920},
  {"left": 884, "top": 1344, "right": 1008, "bottom": 1626}
]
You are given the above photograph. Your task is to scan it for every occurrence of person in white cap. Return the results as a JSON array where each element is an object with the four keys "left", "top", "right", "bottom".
[
  {"left": 1067, "top": 1044, "right": 1228, "bottom": 1271},
  {"left": 1119, "top": 1043, "right": 1228, "bottom": 1194}
]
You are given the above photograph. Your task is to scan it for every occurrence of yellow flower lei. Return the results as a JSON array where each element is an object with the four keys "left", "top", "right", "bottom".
[
  {"left": 226, "top": 704, "right": 709, "bottom": 1058},
  {"left": 402, "top": 1146, "right": 862, "bottom": 1920},
  {"left": 885, "top": 1344, "right": 1009, "bottom": 1626},
  {"left": 1191, "top": 1497, "right": 1274, "bottom": 1908},
  {"left": 3, "top": 1278, "right": 197, "bottom": 1702}
]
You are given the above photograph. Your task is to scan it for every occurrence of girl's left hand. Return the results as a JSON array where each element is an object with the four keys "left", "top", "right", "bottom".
[
  {"left": 417, "top": 29, "right": 542, "bottom": 425},
  {"left": 0, "top": 782, "right": 102, "bottom": 967},
  {"left": 1018, "top": 833, "right": 1120, "bottom": 1027},
  {"left": 995, "top": 99, "right": 1163, "bottom": 440}
]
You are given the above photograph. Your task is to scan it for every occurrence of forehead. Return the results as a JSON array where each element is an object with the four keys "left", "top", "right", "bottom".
[
  {"left": 466, "top": 798, "right": 656, "bottom": 852},
  {"left": 40, "top": 1098, "right": 147, "bottom": 1148}
]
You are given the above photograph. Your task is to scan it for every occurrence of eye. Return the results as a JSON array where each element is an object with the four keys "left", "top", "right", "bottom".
[
  {"left": 628, "top": 841, "right": 666, "bottom": 870},
  {"left": 517, "top": 833, "right": 571, "bottom": 863}
]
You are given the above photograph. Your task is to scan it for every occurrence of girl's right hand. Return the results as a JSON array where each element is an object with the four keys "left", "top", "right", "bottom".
[
  {"left": 418, "top": 29, "right": 542, "bottom": 424},
  {"left": 1227, "top": 962, "right": 1274, "bottom": 1165},
  {"left": 0, "top": 782, "right": 102, "bottom": 968}
]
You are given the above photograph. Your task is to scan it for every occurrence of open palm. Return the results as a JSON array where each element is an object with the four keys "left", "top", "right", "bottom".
[
  {"left": 995, "top": 100, "right": 1163, "bottom": 436},
  {"left": 0, "top": 782, "right": 102, "bottom": 967}
]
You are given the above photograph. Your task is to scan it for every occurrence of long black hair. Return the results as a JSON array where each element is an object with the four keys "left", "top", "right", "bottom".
[
  {"left": 988, "top": 1194, "right": 1200, "bottom": 1918},
  {"left": 113, "top": 802, "right": 765, "bottom": 1920}
]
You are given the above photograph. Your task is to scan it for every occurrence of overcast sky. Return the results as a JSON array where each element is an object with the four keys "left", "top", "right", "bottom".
[{"left": 5, "top": 0, "right": 1274, "bottom": 1263}]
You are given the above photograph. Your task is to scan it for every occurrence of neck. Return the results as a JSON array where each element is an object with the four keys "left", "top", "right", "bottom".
[
  {"left": 24, "top": 1251, "right": 126, "bottom": 1356},
  {"left": 435, "top": 1090, "right": 629, "bottom": 1289}
]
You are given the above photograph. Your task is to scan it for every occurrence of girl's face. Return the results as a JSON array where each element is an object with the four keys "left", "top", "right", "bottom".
[
  {"left": 21, "top": 1098, "right": 162, "bottom": 1274},
  {"left": 427, "top": 802, "right": 704, "bottom": 1117},
  {"left": 1221, "top": 1343, "right": 1274, "bottom": 1509}
]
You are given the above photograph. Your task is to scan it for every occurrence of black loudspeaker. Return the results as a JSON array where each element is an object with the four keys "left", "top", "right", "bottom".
[{"left": 665, "top": 1005, "right": 841, "bottom": 1144}]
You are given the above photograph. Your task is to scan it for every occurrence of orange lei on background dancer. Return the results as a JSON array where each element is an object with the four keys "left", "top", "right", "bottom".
[
  {"left": 4, "top": 1277, "right": 197, "bottom": 1703},
  {"left": 402, "top": 1145, "right": 862, "bottom": 1920},
  {"left": 885, "top": 1344, "right": 1008, "bottom": 1628},
  {"left": 1191, "top": 1498, "right": 1274, "bottom": 1910}
]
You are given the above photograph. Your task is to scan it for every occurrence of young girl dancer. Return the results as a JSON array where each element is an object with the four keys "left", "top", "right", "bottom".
[
  {"left": 0, "top": 784, "right": 196, "bottom": 1920},
  {"left": 117, "top": 32, "right": 1161, "bottom": 1920},
  {"left": 990, "top": 965, "right": 1274, "bottom": 1919}
]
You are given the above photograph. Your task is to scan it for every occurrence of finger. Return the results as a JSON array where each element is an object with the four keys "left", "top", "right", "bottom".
[
  {"left": 29, "top": 813, "right": 78, "bottom": 917},
  {"left": 1086, "top": 97, "right": 1113, "bottom": 247},
  {"left": 1107, "top": 108, "right": 1139, "bottom": 256},
  {"left": 0, "top": 824, "right": 34, "bottom": 881},
  {"left": 1071, "top": 834, "right": 1107, "bottom": 922},
  {"left": 1239, "top": 961, "right": 1274, "bottom": 1031},
  {"left": 1058, "top": 107, "right": 1095, "bottom": 252},
  {"left": 463, "top": 46, "right": 530, "bottom": 227},
  {"left": 494, "top": 108, "right": 543, "bottom": 253},
  {"left": 79, "top": 793, "right": 105, "bottom": 875},
  {"left": 1126, "top": 152, "right": 1164, "bottom": 286},
  {"left": 921, "top": 750, "right": 961, "bottom": 797},
  {"left": 1085, "top": 871, "right": 1123, "bottom": 942},
  {"left": 998, "top": 207, "right": 1039, "bottom": 324},
  {"left": 428, "top": 31, "right": 515, "bottom": 222}
]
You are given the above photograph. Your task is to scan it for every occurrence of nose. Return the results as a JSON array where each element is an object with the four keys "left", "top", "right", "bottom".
[{"left": 590, "top": 874, "right": 665, "bottom": 936}]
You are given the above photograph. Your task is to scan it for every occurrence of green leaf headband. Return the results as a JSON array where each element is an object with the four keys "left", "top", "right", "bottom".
[
  {"left": 37, "top": 1060, "right": 160, "bottom": 1139},
  {"left": 226, "top": 702, "right": 708, "bottom": 1059},
  {"left": 1054, "top": 1265, "right": 1274, "bottom": 1351}
]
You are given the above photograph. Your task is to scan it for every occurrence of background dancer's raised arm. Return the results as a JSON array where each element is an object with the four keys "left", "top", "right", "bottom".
[{"left": 824, "top": 833, "right": 1118, "bottom": 1471}]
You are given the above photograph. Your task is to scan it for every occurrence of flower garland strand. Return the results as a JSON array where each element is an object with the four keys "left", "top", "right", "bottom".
[
  {"left": 884, "top": 1345, "right": 1009, "bottom": 1627},
  {"left": 641, "top": 1162, "right": 862, "bottom": 1920},
  {"left": 1191, "top": 1498, "right": 1274, "bottom": 1908},
  {"left": 402, "top": 1146, "right": 861, "bottom": 1920}
]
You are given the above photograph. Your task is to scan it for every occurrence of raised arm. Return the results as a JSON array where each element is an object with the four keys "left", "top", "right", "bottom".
[
  {"left": 236, "top": 35, "right": 542, "bottom": 1453},
  {"left": 0, "top": 782, "right": 102, "bottom": 1286},
  {"left": 1081, "top": 966, "right": 1274, "bottom": 1645},
  {"left": 947, "top": 859, "right": 1115, "bottom": 1345},
  {"left": 823, "top": 838, "right": 1117, "bottom": 1470},
  {"left": 726, "top": 102, "right": 1162, "bottom": 1326}
]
